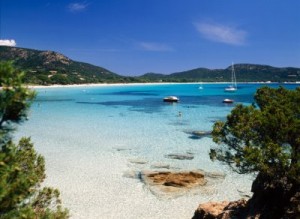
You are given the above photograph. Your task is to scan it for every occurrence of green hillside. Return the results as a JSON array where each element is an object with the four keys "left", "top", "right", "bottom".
[
  {"left": 0, "top": 46, "right": 139, "bottom": 85},
  {"left": 1, "top": 46, "right": 300, "bottom": 84},
  {"left": 139, "top": 64, "right": 300, "bottom": 82}
]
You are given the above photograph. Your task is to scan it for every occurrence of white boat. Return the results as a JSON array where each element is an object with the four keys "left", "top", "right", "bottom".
[
  {"left": 163, "top": 96, "right": 179, "bottom": 102},
  {"left": 223, "top": 98, "right": 234, "bottom": 103},
  {"left": 225, "top": 63, "right": 237, "bottom": 92}
]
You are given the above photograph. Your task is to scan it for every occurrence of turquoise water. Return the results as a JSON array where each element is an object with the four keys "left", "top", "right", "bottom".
[{"left": 15, "top": 83, "right": 299, "bottom": 219}]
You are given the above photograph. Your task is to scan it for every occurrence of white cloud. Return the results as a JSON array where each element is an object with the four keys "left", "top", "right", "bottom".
[
  {"left": 68, "top": 2, "right": 88, "bottom": 12},
  {"left": 0, "top": 39, "right": 17, "bottom": 47},
  {"left": 194, "top": 21, "right": 247, "bottom": 45},
  {"left": 138, "top": 42, "right": 173, "bottom": 52}
]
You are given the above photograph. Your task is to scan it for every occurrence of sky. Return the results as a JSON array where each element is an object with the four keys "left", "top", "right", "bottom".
[{"left": 1, "top": 0, "right": 300, "bottom": 76}]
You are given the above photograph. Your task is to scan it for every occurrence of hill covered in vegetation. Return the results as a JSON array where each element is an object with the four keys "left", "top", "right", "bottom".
[
  {"left": 139, "top": 64, "right": 300, "bottom": 83},
  {"left": 1, "top": 46, "right": 300, "bottom": 84},
  {"left": 0, "top": 46, "right": 139, "bottom": 85}
]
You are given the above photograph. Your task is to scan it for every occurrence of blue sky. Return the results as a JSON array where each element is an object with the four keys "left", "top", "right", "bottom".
[{"left": 1, "top": 0, "right": 300, "bottom": 76}]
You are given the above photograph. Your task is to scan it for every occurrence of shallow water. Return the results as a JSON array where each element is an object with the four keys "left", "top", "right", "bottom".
[{"left": 15, "top": 83, "right": 298, "bottom": 218}]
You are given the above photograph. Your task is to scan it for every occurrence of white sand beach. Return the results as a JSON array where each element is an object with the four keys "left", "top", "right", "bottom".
[{"left": 16, "top": 83, "right": 283, "bottom": 218}]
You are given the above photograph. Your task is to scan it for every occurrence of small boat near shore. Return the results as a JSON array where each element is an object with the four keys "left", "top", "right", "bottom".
[
  {"left": 223, "top": 98, "right": 234, "bottom": 103},
  {"left": 163, "top": 96, "right": 179, "bottom": 102}
]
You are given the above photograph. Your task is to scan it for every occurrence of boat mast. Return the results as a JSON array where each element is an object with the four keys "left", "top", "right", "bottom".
[{"left": 232, "top": 62, "right": 237, "bottom": 88}]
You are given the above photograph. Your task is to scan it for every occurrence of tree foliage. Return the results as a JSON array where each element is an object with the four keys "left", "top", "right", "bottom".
[
  {"left": 0, "top": 62, "right": 69, "bottom": 218},
  {"left": 0, "top": 62, "right": 36, "bottom": 142},
  {"left": 211, "top": 86, "right": 300, "bottom": 217},
  {"left": 211, "top": 86, "right": 300, "bottom": 184}
]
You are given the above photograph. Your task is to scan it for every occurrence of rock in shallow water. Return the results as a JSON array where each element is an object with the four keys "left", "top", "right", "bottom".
[
  {"left": 191, "top": 131, "right": 212, "bottom": 137},
  {"left": 128, "top": 158, "right": 148, "bottom": 164},
  {"left": 165, "top": 153, "right": 194, "bottom": 160},
  {"left": 150, "top": 163, "right": 171, "bottom": 169},
  {"left": 140, "top": 170, "right": 207, "bottom": 198},
  {"left": 123, "top": 168, "right": 227, "bottom": 199},
  {"left": 184, "top": 130, "right": 212, "bottom": 139}
]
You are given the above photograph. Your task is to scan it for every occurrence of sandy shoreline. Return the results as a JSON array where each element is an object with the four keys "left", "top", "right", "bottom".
[
  {"left": 27, "top": 82, "right": 180, "bottom": 89},
  {"left": 26, "top": 81, "right": 286, "bottom": 89}
]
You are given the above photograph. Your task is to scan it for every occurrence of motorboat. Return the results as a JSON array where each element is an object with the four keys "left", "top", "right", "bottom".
[
  {"left": 163, "top": 96, "right": 179, "bottom": 102},
  {"left": 223, "top": 98, "right": 234, "bottom": 103}
]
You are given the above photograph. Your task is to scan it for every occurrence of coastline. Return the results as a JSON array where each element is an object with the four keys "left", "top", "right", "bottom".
[
  {"left": 17, "top": 83, "right": 298, "bottom": 218},
  {"left": 26, "top": 81, "right": 291, "bottom": 89},
  {"left": 27, "top": 82, "right": 180, "bottom": 89}
]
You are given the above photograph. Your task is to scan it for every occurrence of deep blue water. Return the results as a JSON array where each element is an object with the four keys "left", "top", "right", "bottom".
[{"left": 35, "top": 83, "right": 298, "bottom": 114}]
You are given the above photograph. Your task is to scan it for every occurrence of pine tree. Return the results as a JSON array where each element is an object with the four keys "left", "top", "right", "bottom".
[
  {"left": 211, "top": 86, "right": 300, "bottom": 218},
  {"left": 0, "top": 62, "right": 69, "bottom": 218}
]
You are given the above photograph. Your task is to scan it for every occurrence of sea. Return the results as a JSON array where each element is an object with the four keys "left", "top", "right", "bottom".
[{"left": 15, "top": 83, "right": 299, "bottom": 219}]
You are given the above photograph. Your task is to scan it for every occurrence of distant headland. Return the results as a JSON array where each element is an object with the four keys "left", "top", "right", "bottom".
[{"left": 1, "top": 46, "right": 300, "bottom": 85}]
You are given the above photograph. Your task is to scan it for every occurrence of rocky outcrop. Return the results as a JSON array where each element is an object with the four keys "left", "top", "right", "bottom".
[
  {"left": 140, "top": 170, "right": 207, "bottom": 198},
  {"left": 245, "top": 174, "right": 300, "bottom": 219},
  {"left": 39, "top": 51, "right": 71, "bottom": 65},
  {"left": 192, "top": 201, "right": 229, "bottom": 219},
  {"left": 0, "top": 46, "right": 120, "bottom": 85},
  {"left": 192, "top": 199, "right": 247, "bottom": 219},
  {"left": 192, "top": 173, "right": 300, "bottom": 219}
]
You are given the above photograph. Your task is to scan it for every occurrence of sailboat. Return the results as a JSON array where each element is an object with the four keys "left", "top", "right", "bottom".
[{"left": 224, "top": 63, "right": 237, "bottom": 92}]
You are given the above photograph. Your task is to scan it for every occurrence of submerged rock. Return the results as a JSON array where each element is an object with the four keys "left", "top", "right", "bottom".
[
  {"left": 128, "top": 158, "right": 148, "bottom": 164},
  {"left": 184, "top": 130, "right": 212, "bottom": 139},
  {"left": 191, "top": 131, "right": 212, "bottom": 136},
  {"left": 165, "top": 153, "right": 194, "bottom": 160},
  {"left": 113, "top": 147, "right": 132, "bottom": 152},
  {"left": 204, "top": 171, "right": 226, "bottom": 179},
  {"left": 140, "top": 170, "right": 207, "bottom": 198},
  {"left": 151, "top": 163, "right": 171, "bottom": 169}
]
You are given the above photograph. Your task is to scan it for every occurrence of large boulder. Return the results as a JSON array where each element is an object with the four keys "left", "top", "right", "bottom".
[
  {"left": 192, "top": 201, "right": 229, "bottom": 219},
  {"left": 192, "top": 199, "right": 247, "bottom": 219},
  {"left": 192, "top": 173, "right": 300, "bottom": 219}
]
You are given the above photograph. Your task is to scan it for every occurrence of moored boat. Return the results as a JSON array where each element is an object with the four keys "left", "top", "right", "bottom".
[
  {"left": 163, "top": 96, "right": 179, "bottom": 102},
  {"left": 224, "top": 85, "right": 236, "bottom": 92},
  {"left": 225, "top": 63, "right": 237, "bottom": 92},
  {"left": 222, "top": 98, "right": 234, "bottom": 103}
]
